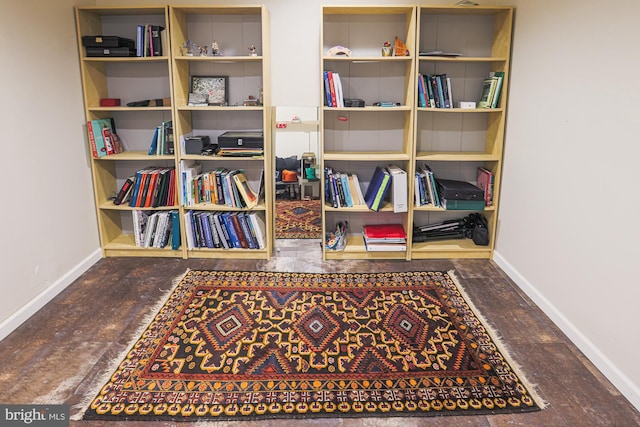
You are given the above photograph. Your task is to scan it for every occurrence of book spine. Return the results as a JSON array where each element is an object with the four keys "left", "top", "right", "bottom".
[{"left": 86, "top": 121, "right": 98, "bottom": 158}]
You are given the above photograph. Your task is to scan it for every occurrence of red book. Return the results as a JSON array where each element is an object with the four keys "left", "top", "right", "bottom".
[
  {"left": 86, "top": 121, "right": 98, "bottom": 158},
  {"left": 363, "top": 224, "right": 407, "bottom": 240}
]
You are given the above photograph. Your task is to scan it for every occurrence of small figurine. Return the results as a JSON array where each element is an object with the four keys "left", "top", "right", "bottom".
[
  {"left": 248, "top": 44, "right": 257, "bottom": 56},
  {"left": 211, "top": 41, "right": 220, "bottom": 56},
  {"left": 182, "top": 39, "right": 198, "bottom": 56},
  {"left": 200, "top": 45, "right": 208, "bottom": 56},
  {"left": 382, "top": 41, "right": 392, "bottom": 57}
]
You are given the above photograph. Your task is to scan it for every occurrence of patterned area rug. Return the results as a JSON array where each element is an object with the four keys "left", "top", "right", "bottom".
[
  {"left": 275, "top": 199, "right": 322, "bottom": 239},
  {"left": 82, "top": 270, "right": 543, "bottom": 422}
]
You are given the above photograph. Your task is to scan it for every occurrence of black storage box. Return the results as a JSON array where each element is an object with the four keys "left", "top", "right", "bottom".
[
  {"left": 436, "top": 179, "right": 484, "bottom": 201},
  {"left": 218, "top": 131, "right": 264, "bottom": 149},
  {"left": 82, "top": 36, "right": 135, "bottom": 48},
  {"left": 184, "top": 135, "right": 212, "bottom": 154},
  {"left": 85, "top": 47, "right": 137, "bottom": 57}
]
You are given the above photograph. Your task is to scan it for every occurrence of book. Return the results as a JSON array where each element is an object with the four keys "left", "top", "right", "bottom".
[
  {"left": 170, "top": 210, "right": 180, "bottom": 250},
  {"left": 363, "top": 166, "right": 391, "bottom": 211},
  {"left": 440, "top": 198, "right": 486, "bottom": 211},
  {"left": 113, "top": 176, "right": 135, "bottom": 205},
  {"left": 489, "top": 71, "right": 505, "bottom": 108},
  {"left": 417, "top": 73, "right": 427, "bottom": 108},
  {"left": 150, "top": 25, "right": 165, "bottom": 56},
  {"left": 136, "top": 25, "right": 145, "bottom": 57},
  {"left": 132, "top": 210, "right": 149, "bottom": 247},
  {"left": 387, "top": 165, "right": 407, "bottom": 213},
  {"left": 363, "top": 223, "right": 407, "bottom": 243},
  {"left": 478, "top": 77, "right": 498, "bottom": 108},
  {"left": 86, "top": 119, "right": 109, "bottom": 158},
  {"left": 363, "top": 239, "right": 407, "bottom": 252},
  {"left": 248, "top": 212, "right": 267, "bottom": 249},
  {"left": 213, "top": 212, "right": 231, "bottom": 249},
  {"left": 477, "top": 167, "right": 494, "bottom": 206},
  {"left": 232, "top": 172, "right": 258, "bottom": 208},
  {"left": 183, "top": 211, "right": 195, "bottom": 249}
]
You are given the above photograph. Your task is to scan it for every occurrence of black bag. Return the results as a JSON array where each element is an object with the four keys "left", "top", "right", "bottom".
[{"left": 467, "top": 213, "right": 489, "bottom": 246}]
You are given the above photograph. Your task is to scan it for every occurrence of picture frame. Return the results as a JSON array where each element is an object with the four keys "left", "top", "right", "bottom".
[{"left": 190, "top": 76, "right": 228, "bottom": 106}]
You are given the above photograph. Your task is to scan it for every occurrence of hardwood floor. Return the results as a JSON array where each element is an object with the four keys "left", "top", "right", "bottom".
[{"left": 1, "top": 239, "right": 638, "bottom": 426}]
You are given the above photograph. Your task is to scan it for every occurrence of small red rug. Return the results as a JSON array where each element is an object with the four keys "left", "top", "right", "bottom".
[
  {"left": 82, "top": 270, "right": 543, "bottom": 422},
  {"left": 275, "top": 199, "right": 322, "bottom": 239}
]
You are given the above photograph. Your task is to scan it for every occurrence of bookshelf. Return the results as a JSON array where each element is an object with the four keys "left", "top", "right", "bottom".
[
  {"left": 169, "top": 5, "right": 272, "bottom": 259},
  {"left": 76, "top": 5, "right": 272, "bottom": 259},
  {"left": 411, "top": 6, "right": 513, "bottom": 259},
  {"left": 320, "top": 6, "right": 416, "bottom": 260},
  {"left": 75, "top": 6, "right": 181, "bottom": 258},
  {"left": 320, "top": 5, "right": 513, "bottom": 260}
]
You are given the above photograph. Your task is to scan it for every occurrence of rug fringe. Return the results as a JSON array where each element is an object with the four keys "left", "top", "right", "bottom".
[
  {"left": 447, "top": 269, "right": 548, "bottom": 410},
  {"left": 71, "top": 269, "right": 191, "bottom": 421}
]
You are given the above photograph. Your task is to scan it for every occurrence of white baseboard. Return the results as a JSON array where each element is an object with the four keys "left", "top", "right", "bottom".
[
  {"left": 0, "top": 249, "right": 102, "bottom": 342},
  {"left": 493, "top": 250, "right": 640, "bottom": 411}
]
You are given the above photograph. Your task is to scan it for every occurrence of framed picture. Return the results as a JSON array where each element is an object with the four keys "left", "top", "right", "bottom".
[{"left": 190, "top": 76, "right": 228, "bottom": 106}]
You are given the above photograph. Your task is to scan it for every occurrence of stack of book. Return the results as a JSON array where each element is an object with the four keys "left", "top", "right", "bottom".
[
  {"left": 324, "top": 168, "right": 366, "bottom": 208},
  {"left": 323, "top": 70, "right": 344, "bottom": 107},
  {"left": 362, "top": 224, "right": 407, "bottom": 252},
  {"left": 148, "top": 121, "right": 174, "bottom": 155},
  {"left": 133, "top": 210, "right": 180, "bottom": 249},
  {"left": 115, "top": 167, "right": 175, "bottom": 207},
  {"left": 184, "top": 211, "right": 266, "bottom": 250},
  {"left": 478, "top": 71, "right": 505, "bottom": 108},
  {"left": 136, "top": 24, "right": 166, "bottom": 57},
  {"left": 418, "top": 73, "right": 453, "bottom": 109},
  {"left": 86, "top": 118, "right": 124, "bottom": 158},
  {"left": 414, "top": 163, "right": 440, "bottom": 208},
  {"left": 180, "top": 161, "right": 261, "bottom": 209}
]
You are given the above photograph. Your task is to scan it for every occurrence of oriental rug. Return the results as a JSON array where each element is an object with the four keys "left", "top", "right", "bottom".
[
  {"left": 82, "top": 270, "right": 543, "bottom": 422},
  {"left": 275, "top": 199, "right": 322, "bottom": 239}
]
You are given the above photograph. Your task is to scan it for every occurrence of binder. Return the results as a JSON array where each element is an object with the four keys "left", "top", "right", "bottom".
[{"left": 387, "top": 165, "right": 407, "bottom": 213}]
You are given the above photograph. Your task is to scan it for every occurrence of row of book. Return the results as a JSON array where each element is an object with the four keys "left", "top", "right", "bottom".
[
  {"left": 478, "top": 71, "right": 505, "bottom": 109},
  {"left": 114, "top": 167, "right": 176, "bottom": 207},
  {"left": 86, "top": 118, "right": 124, "bottom": 158},
  {"left": 325, "top": 165, "right": 408, "bottom": 212},
  {"left": 180, "top": 161, "right": 262, "bottom": 209},
  {"left": 184, "top": 211, "right": 266, "bottom": 250},
  {"left": 414, "top": 163, "right": 492, "bottom": 210},
  {"left": 324, "top": 170, "right": 366, "bottom": 208},
  {"left": 133, "top": 210, "right": 180, "bottom": 249},
  {"left": 323, "top": 71, "right": 345, "bottom": 108},
  {"left": 417, "top": 73, "right": 453, "bottom": 109},
  {"left": 136, "top": 24, "right": 166, "bottom": 57},
  {"left": 148, "top": 121, "right": 174, "bottom": 155}
]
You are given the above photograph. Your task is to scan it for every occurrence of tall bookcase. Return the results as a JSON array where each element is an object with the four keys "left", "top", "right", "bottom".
[
  {"left": 75, "top": 6, "right": 180, "bottom": 258},
  {"left": 412, "top": 6, "right": 513, "bottom": 259},
  {"left": 169, "top": 5, "right": 272, "bottom": 259},
  {"left": 76, "top": 5, "right": 272, "bottom": 259},
  {"left": 319, "top": 5, "right": 513, "bottom": 260},
  {"left": 320, "top": 6, "right": 416, "bottom": 260}
]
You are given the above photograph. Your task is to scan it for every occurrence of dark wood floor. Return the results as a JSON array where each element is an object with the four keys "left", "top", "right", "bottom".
[{"left": 1, "top": 239, "right": 638, "bottom": 426}]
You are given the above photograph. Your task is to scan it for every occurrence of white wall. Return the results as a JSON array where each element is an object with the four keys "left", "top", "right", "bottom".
[
  {"left": 1, "top": 0, "right": 638, "bottom": 411},
  {"left": 495, "top": 0, "right": 640, "bottom": 409},
  {"left": 0, "top": 0, "right": 101, "bottom": 339}
]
